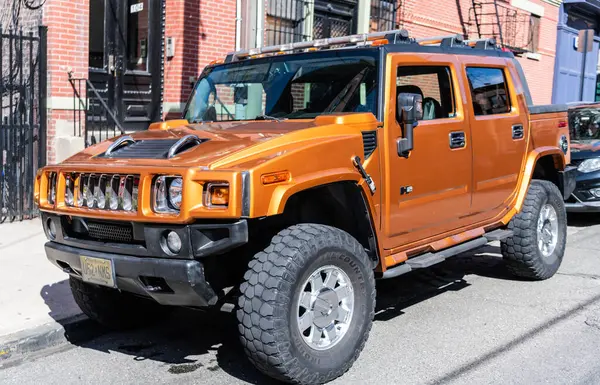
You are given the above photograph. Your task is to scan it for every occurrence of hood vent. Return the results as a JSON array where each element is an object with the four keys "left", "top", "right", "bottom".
[
  {"left": 99, "top": 135, "right": 207, "bottom": 159},
  {"left": 362, "top": 131, "right": 377, "bottom": 159}
]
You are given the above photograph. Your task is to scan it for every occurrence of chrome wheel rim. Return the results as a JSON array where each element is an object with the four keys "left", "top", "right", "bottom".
[
  {"left": 537, "top": 203, "right": 558, "bottom": 257},
  {"left": 296, "top": 265, "right": 354, "bottom": 351}
]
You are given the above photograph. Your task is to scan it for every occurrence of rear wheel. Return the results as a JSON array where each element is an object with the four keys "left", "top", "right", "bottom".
[
  {"left": 237, "top": 224, "right": 376, "bottom": 384},
  {"left": 501, "top": 180, "right": 567, "bottom": 280},
  {"left": 70, "top": 277, "right": 167, "bottom": 330}
]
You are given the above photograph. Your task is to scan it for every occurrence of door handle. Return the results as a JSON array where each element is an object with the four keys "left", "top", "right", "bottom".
[
  {"left": 512, "top": 124, "right": 524, "bottom": 140},
  {"left": 449, "top": 131, "right": 466, "bottom": 149}
]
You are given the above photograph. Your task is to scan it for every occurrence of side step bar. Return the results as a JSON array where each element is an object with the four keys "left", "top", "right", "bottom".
[{"left": 380, "top": 228, "right": 513, "bottom": 279}]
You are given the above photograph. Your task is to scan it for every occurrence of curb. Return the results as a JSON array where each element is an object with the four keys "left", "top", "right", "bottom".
[{"left": 0, "top": 314, "right": 106, "bottom": 369}]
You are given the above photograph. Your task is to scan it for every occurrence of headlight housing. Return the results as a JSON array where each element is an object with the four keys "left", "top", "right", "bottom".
[
  {"left": 47, "top": 172, "right": 57, "bottom": 205},
  {"left": 577, "top": 158, "right": 600, "bottom": 173},
  {"left": 205, "top": 182, "right": 229, "bottom": 207},
  {"left": 153, "top": 176, "right": 182, "bottom": 213}
]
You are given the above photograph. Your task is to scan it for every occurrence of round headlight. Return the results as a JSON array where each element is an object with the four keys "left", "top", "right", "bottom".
[
  {"left": 578, "top": 158, "right": 600, "bottom": 173},
  {"left": 168, "top": 178, "right": 183, "bottom": 209}
]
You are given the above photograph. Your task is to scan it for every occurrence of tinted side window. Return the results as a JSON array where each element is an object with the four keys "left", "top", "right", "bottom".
[
  {"left": 397, "top": 66, "right": 455, "bottom": 120},
  {"left": 466, "top": 67, "right": 511, "bottom": 116}
]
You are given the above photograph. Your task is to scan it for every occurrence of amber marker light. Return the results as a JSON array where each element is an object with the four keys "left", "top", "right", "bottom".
[
  {"left": 261, "top": 171, "right": 291, "bottom": 185},
  {"left": 206, "top": 183, "right": 230, "bottom": 207}
]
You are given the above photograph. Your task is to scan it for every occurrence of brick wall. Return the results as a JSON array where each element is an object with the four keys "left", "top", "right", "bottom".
[
  {"left": 42, "top": 0, "right": 89, "bottom": 164},
  {"left": 163, "top": 0, "right": 237, "bottom": 119},
  {"left": 398, "top": 0, "right": 558, "bottom": 104}
]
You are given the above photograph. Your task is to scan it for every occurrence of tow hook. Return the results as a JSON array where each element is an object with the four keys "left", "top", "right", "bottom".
[{"left": 352, "top": 156, "right": 376, "bottom": 194}]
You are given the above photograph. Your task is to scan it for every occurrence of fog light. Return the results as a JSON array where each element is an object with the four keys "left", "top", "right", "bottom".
[
  {"left": 47, "top": 219, "right": 56, "bottom": 240},
  {"left": 590, "top": 188, "right": 600, "bottom": 198},
  {"left": 166, "top": 231, "right": 182, "bottom": 254}
]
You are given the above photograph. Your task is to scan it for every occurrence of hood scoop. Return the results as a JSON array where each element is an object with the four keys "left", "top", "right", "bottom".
[{"left": 99, "top": 135, "right": 207, "bottom": 159}]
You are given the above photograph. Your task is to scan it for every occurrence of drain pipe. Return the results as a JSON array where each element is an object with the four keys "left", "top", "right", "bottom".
[{"left": 235, "top": 0, "right": 242, "bottom": 50}]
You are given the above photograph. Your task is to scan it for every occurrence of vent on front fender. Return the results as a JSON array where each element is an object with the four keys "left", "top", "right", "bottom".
[{"left": 362, "top": 131, "right": 377, "bottom": 159}]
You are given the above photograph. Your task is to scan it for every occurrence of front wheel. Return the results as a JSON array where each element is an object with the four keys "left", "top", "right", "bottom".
[
  {"left": 237, "top": 224, "right": 376, "bottom": 385},
  {"left": 501, "top": 180, "right": 567, "bottom": 280}
]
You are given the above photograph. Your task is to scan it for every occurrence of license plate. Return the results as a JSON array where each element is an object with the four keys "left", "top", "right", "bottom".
[{"left": 80, "top": 256, "right": 116, "bottom": 288}]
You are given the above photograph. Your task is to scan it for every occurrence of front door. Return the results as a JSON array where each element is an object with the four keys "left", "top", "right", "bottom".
[
  {"left": 88, "top": 0, "right": 162, "bottom": 132},
  {"left": 382, "top": 55, "right": 473, "bottom": 250}
]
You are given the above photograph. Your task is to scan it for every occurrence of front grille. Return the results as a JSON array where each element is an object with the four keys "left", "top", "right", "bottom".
[
  {"left": 64, "top": 173, "right": 140, "bottom": 212},
  {"left": 86, "top": 221, "right": 134, "bottom": 243}
]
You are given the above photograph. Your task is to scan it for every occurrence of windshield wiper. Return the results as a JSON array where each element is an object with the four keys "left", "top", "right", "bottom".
[{"left": 254, "top": 114, "right": 287, "bottom": 122}]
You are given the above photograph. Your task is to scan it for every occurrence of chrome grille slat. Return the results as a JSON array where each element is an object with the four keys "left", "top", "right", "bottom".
[{"left": 64, "top": 172, "right": 140, "bottom": 212}]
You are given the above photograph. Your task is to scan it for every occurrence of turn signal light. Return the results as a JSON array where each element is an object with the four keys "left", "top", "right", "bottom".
[
  {"left": 261, "top": 171, "right": 291, "bottom": 185},
  {"left": 206, "top": 183, "right": 229, "bottom": 207}
]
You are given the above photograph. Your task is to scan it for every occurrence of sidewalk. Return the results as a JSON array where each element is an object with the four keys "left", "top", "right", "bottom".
[{"left": 0, "top": 219, "right": 88, "bottom": 366}]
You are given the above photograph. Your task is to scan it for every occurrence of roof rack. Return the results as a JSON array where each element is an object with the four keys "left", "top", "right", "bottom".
[
  {"left": 225, "top": 29, "right": 413, "bottom": 62},
  {"left": 224, "top": 30, "right": 502, "bottom": 63}
]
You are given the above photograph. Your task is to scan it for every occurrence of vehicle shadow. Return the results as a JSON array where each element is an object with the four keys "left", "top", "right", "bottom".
[
  {"left": 40, "top": 246, "right": 512, "bottom": 384},
  {"left": 567, "top": 212, "right": 600, "bottom": 227}
]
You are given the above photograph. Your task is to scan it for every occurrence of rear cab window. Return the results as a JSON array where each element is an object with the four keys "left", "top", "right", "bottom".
[{"left": 465, "top": 67, "right": 511, "bottom": 116}]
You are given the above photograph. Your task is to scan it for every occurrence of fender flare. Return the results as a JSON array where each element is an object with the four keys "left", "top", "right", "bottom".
[
  {"left": 501, "top": 147, "right": 567, "bottom": 224},
  {"left": 267, "top": 168, "right": 362, "bottom": 216}
]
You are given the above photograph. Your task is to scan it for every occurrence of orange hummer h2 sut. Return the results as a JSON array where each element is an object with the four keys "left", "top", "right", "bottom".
[{"left": 36, "top": 30, "right": 576, "bottom": 384}]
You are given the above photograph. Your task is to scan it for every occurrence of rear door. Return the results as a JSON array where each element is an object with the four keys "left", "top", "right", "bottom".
[
  {"left": 463, "top": 59, "right": 528, "bottom": 216},
  {"left": 381, "top": 54, "right": 473, "bottom": 250}
]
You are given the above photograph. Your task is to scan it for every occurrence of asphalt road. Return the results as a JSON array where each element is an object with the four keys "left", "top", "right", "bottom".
[{"left": 2, "top": 214, "right": 600, "bottom": 385}]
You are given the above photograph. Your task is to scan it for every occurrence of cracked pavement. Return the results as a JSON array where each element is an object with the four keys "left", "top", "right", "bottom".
[{"left": 1, "top": 213, "right": 600, "bottom": 385}]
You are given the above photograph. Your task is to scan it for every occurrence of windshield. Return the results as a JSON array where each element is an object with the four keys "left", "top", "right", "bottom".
[
  {"left": 183, "top": 50, "right": 379, "bottom": 122},
  {"left": 569, "top": 106, "right": 600, "bottom": 142}
]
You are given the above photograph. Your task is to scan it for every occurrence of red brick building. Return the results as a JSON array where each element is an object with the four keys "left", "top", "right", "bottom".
[{"left": 4, "top": 0, "right": 562, "bottom": 164}]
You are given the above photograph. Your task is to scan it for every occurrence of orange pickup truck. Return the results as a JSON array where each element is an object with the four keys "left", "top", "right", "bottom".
[{"left": 35, "top": 30, "right": 576, "bottom": 384}]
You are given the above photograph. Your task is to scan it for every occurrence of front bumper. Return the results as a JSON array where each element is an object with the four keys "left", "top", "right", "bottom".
[
  {"left": 565, "top": 200, "right": 600, "bottom": 212},
  {"left": 41, "top": 212, "right": 249, "bottom": 307},
  {"left": 564, "top": 167, "right": 600, "bottom": 212},
  {"left": 46, "top": 241, "right": 218, "bottom": 306}
]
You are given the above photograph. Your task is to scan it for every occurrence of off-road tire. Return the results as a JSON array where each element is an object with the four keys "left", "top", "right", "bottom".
[
  {"left": 501, "top": 179, "right": 567, "bottom": 280},
  {"left": 69, "top": 276, "right": 167, "bottom": 330},
  {"left": 237, "top": 224, "right": 376, "bottom": 384}
]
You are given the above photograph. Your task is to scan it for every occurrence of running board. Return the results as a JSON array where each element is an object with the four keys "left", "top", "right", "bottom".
[{"left": 380, "top": 228, "right": 513, "bottom": 279}]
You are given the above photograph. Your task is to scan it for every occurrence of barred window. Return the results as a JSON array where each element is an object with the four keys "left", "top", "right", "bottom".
[
  {"left": 266, "top": 0, "right": 309, "bottom": 45},
  {"left": 370, "top": 0, "right": 398, "bottom": 32}
]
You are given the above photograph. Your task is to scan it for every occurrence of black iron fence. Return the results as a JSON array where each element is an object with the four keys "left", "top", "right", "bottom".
[
  {"left": 0, "top": 26, "right": 47, "bottom": 224},
  {"left": 68, "top": 76, "right": 125, "bottom": 148}
]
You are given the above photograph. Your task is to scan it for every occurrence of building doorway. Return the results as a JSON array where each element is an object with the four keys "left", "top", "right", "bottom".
[{"left": 88, "top": 0, "right": 163, "bottom": 131}]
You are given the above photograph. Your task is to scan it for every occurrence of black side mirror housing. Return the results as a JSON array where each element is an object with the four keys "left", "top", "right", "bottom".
[{"left": 397, "top": 92, "right": 423, "bottom": 157}]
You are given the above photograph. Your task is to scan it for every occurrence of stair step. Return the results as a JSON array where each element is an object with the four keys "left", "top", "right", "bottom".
[
  {"left": 406, "top": 253, "right": 445, "bottom": 269},
  {"left": 484, "top": 229, "right": 514, "bottom": 241}
]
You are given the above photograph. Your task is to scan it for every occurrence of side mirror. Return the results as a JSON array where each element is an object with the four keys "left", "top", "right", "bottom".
[{"left": 397, "top": 92, "right": 423, "bottom": 157}]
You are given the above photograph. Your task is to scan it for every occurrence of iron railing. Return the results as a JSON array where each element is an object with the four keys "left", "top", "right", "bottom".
[
  {"left": 0, "top": 26, "right": 47, "bottom": 224},
  {"left": 68, "top": 75, "right": 125, "bottom": 148},
  {"left": 469, "top": 0, "right": 535, "bottom": 54}
]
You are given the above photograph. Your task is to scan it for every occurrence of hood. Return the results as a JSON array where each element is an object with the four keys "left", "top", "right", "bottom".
[
  {"left": 60, "top": 113, "right": 379, "bottom": 170},
  {"left": 63, "top": 120, "right": 318, "bottom": 168},
  {"left": 570, "top": 140, "right": 600, "bottom": 161}
]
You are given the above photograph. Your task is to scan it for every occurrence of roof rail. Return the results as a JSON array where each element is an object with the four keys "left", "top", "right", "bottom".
[{"left": 463, "top": 37, "right": 498, "bottom": 50}]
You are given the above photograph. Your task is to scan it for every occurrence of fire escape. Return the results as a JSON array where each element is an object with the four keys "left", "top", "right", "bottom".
[{"left": 469, "top": 0, "right": 533, "bottom": 56}]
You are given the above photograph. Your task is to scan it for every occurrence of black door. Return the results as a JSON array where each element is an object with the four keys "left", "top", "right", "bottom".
[
  {"left": 313, "top": 0, "right": 358, "bottom": 40},
  {"left": 88, "top": 0, "right": 162, "bottom": 132}
]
